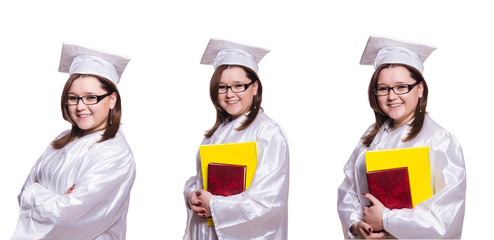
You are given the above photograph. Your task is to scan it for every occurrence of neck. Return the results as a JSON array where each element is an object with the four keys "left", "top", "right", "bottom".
[{"left": 389, "top": 117, "right": 412, "bottom": 132}]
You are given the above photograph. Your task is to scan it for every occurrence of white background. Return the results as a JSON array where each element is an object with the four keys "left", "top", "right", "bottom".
[{"left": 1, "top": 0, "right": 491, "bottom": 239}]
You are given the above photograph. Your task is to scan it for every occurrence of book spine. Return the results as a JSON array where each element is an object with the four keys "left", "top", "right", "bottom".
[
  {"left": 427, "top": 147, "right": 435, "bottom": 195},
  {"left": 253, "top": 142, "right": 258, "bottom": 162}
]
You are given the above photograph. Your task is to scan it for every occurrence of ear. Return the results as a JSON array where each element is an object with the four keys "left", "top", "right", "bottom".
[
  {"left": 252, "top": 81, "right": 259, "bottom": 96},
  {"left": 417, "top": 82, "right": 424, "bottom": 98},
  {"left": 109, "top": 92, "right": 117, "bottom": 109}
]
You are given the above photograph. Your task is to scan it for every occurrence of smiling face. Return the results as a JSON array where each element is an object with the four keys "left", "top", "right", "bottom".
[
  {"left": 217, "top": 66, "right": 258, "bottom": 118},
  {"left": 67, "top": 76, "right": 116, "bottom": 134},
  {"left": 376, "top": 65, "right": 424, "bottom": 130}
]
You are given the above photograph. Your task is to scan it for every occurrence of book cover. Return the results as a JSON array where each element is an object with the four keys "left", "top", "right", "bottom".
[
  {"left": 365, "top": 146, "right": 432, "bottom": 207},
  {"left": 200, "top": 141, "right": 258, "bottom": 192},
  {"left": 207, "top": 163, "right": 246, "bottom": 196},
  {"left": 366, "top": 167, "right": 413, "bottom": 209},
  {"left": 200, "top": 141, "right": 258, "bottom": 225}
]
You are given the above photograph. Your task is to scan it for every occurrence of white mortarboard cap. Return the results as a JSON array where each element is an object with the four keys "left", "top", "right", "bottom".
[
  {"left": 58, "top": 43, "right": 130, "bottom": 84},
  {"left": 360, "top": 36, "right": 436, "bottom": 73},
  {"left": 200, "top": 38, "right": 270, "bottom": 73}
]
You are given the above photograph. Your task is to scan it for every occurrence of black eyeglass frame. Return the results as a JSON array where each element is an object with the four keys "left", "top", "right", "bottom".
[
  {"left": 65, "top": 92, "right": 113, "bottom": 106},
  {"left": 374, "top": 80, "right": 422, "bottom": 96},
  {"left": 218, "top": 80, "right": 257, "bottom": 94}
]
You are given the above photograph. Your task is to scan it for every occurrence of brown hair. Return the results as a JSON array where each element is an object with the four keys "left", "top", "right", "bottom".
[
  {"left": 51, "top": 74, "right": 122, "bottom": 149},
  {"left": 362, "top": 64, "right": 428, "bottom": 147},
  {"left": 204, "top": 65, "right": 263, "bottom": 138}
]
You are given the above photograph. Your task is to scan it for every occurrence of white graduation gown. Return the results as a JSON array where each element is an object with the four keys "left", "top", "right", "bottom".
[
  {"left": 337, "top": 115, "right": 466, "bottom": 239},
  {"left": 183, "top": 111, "right": 290, "bottom": 240},
  {"left": 11, "top": 128, "right": 136, "bottom": 240}
]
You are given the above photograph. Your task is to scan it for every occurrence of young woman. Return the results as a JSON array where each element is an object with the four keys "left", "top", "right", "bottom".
[
  {"left": 11, "top": 43, "right": 136, "bottom": 239},
  {"left": 337, "top": 36, "right": 466, "bottom": 239},
  {"left": 183, "top": 39, "right": 290, "bottom": 240}
]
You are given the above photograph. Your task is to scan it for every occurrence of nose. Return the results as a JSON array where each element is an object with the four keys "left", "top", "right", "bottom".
[
  {"left": 387, "top": 89, "right": 398, "bottom": 100},
  {"left": 225, "top": 87, "right": 235, "bottom": 97},
  {"left": 76, "top": 99, "right": 87, "bottom": 110}
]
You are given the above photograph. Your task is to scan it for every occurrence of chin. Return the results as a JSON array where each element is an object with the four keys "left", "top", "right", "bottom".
[
  {"left": 77, "top": 122, "right": 106, "bottom": 132},
  {"left": 386, "top": 110, "right": 404, "bottom": 119},
  {"left": 225, "top": 108, "right": 240, "bottom": 116},
  {"left": 76, "top": 124, "right": 93, "bottom": 131}
]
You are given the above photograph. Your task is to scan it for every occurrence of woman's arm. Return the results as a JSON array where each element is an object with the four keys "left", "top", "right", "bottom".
[
  {"left": 337, "top": 144, "right": 366, "bottom": 239},
  {"left": 381, "top": 134, "right": 466, "bottom": 239},
  {"left": 12, "top": 145, "right": 136, "bottom": 240},
  {"left": 183, "top": 148, "right": 211, "bottom": 219}
]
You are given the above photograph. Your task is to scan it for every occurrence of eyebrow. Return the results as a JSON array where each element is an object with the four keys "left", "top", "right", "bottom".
[
  {"left": 219, "top": 80, "right": 248, "bottom": 85},
  {"left": 68, "top": 91, "right": 99, "bottom": 96},
  {"left": 377, "top": 81, "right": 410, "bottom": 86}
]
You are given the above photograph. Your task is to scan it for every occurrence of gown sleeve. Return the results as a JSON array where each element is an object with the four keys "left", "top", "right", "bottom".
[
  {"left": 382, "top": 132, "right": 466, "bottom": 239},
  {"left": 183, "top": 150, "right": 202, "bottom": 204},
  {"left": 210, "top": 125, "right": 290, "bottom": 239},
  {"left": 337, "top": 143, "right": 365, "bottom": 239},
  {"left": 11, "top": 144, "right": 136, "bottom": 240},
  {"left": 182, "top": 150, "right": 202, "bottom": 223}
]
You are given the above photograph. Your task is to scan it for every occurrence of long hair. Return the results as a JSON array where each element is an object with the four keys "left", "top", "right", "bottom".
[
  {"left": 362, "top": 64, "right": 428, "bottom": 147},
  {"left": 204, "top": 65, "right": 263, "bottom": 138},
  {"left": 51, "top": 74, "right": 122, "bottom": 149}
]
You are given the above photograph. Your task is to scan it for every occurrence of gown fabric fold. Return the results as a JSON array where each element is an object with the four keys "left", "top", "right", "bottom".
[
  {"left": 183, "top": 111, "right": 290, "bottom": 240},
  {"left": 337, "top": 115, "right": 466, "bottom": 239},
  {"left": 11, "top": 128, "right": 136, "bottom": 240}
]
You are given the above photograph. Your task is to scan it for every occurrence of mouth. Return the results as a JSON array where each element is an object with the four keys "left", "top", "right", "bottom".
[
  {"left": 226, "top": 100, "right": 239, "bottom": 105},
  {"left": 388, "top": 103, "right": 403, "bottom": 108},
  {"left": 77, "top": 113, "right": 92, "bottom": 118}
]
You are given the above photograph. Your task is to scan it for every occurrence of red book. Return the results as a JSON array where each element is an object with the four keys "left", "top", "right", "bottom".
[
  {"left": 207, "top": 163, "right": 246, "bottom": 196},
  {"left": 366, "top": 167, "right": 413, "bottom": 209}
]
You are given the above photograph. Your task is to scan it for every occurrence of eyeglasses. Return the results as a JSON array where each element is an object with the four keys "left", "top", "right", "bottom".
[
  {"left": 218, "top": 80, "right": 256, "bottom": 94},
  {"left": 374, "top": 80, "right": 422, "bottom": 96},
  {"left": 66, "top": 92, "right": 113, "bottom": 106}
]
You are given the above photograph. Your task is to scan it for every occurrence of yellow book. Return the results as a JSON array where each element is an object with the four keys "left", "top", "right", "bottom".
[
  {"left": 200, "top": 141, "right": 258, "bottom": 225},
  {"left": 365, "top": 146, "right": 433, "bottom": 207}
]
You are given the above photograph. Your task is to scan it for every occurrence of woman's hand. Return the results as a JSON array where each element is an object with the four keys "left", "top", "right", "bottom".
[
  {"left": 63, "top": 184, "right": 76, "bottom": 195},
  {"left": 187, "top": 190, "right": 212, "bottom": 219},
  {"left": 352, "top": 221, "right": 388, "bottom": 239},
  {"left": 363, "top": 193, "right": 385, "bottom": 231}
]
